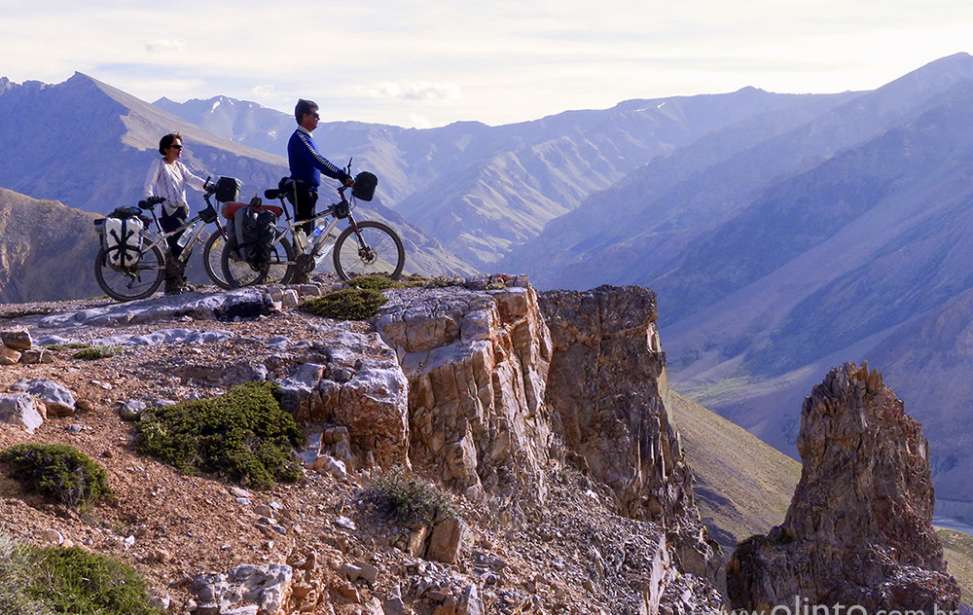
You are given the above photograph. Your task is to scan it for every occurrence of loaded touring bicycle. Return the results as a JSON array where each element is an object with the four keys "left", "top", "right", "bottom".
[
  {"left": 93, "top": 176, "right": 254, "bottom": 301},
  {"left": 220, "top": 164, "right": 406, "bottom": 288}
]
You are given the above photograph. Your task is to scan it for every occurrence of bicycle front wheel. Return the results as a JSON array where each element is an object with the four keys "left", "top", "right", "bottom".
[
  {"left": 221, "top": 235, "right": 295, "bottom": 288},
  {"left": 94, "top": 244, "right": 165, "bottom": 302},
  {"left": 332, "top": 220, "right": 405, "bottom": 281}
]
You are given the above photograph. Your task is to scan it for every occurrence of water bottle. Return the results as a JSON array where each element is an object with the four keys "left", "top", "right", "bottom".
[
  {"left": 309, "top": 223, "right": 327, "bottom": 251},
  {"left": 176, "top": 220, "right": 200, "bottom": 248}
]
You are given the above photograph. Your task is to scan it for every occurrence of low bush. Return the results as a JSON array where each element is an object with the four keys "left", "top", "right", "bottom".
[
  {"left": 0, "top": 444, "right": 110, "bottom": 509},
  {"left": 365, "top": 469, "right": 454, "bottom": 526},
  {"left": 136, "top": 382, "right": 303, "bottom": 489},
  {"left": 346, "top": 274, "right": 460, "bottom": 290},
  {"left": 71, "top": 346, "right": 116, "bottom": 361},
  {"left": 300, "top": 287, "right": 387, "bottom": 320},
  {"left": 6, "top": 542, "right": 163, "bottom": 615},
  {"left": 0, "top": 535, "right": 48, "bottom": 615}
]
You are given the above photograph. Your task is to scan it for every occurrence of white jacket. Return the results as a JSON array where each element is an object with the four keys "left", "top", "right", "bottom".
[{"left": 144, "top": 158, "right": 207, "bottom": 216}]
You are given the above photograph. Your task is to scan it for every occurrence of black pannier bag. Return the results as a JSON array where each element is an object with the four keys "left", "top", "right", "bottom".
[
  {"left": 352, "top": 171, "right": 378, "bottom": 201},
  {"left": 229, "top": 199, "right": 277, "bottom": 269},
  {"left": 215, "top": 176, "right": 242, "bottom": 203}
]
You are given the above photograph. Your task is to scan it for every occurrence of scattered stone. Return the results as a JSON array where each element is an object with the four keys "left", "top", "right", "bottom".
[
  {"left": 230, "top": 486, "right": 252, "bottom": 499},
  {"left": 10, "top": 379, "right": 76, "bottom": 416},
  {"left": 149, "top": 592, "right": 172, "bottom": 610},
  {"left": 118, "top": 399, "right": 147, "bottom": 422},
  {"left": 0, "top": 393, "right": 43, "bottom": 433},
  {"left": 335, "top": 516, "right": 356, "bottom": 531},
  {"left": 1, "top": 328, "right": 32, "bottom": 351},
  {"left": 189, "top": 563, "right": 293, "bottom": 615},
  {"left": 0, "top": 345, "right": 21, "bottom": 365},
  {"left": 91, "top": 328, "right": 233, "bottom": 347},
  {"left": 66, "top": 423, "right": 83, "bottom": 433},
  {"left": 312, "top": 454, "right": 347, "bottom": 478},
  {"left": 295, "top": 284, "right": 322, "bottom": 298},
  {"left": 19, "top": 348, "right": 54, "bottom": 364},
  {"left": 341, "top": 561, "right": 379, "bottom": 584},
  {"left": 281, "top": 289, "right": 300, "bottom": 308},
  {"left": 426, "top": 517, "right": 468, "bottom": 564},
  {"left": 40, "top": 529, "right": 64, "bottom": 545}
]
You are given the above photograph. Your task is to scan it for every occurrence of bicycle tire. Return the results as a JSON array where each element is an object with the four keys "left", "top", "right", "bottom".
[
  {"left": 93, "top": 244, "right": 165, "bottom": 302},
  {"left": 202, "top": 229, "right": 232, "bottom": 290},
  {"left": 332, "top": 220, "right": 405, "bottom": 281},
  {"left": 220, "top": 235, "right": 295, "bottom": 289}
]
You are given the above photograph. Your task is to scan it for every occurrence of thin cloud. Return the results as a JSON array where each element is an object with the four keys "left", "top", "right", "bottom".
[
  {"left": 145, "top": 40, "right": 186, "bottom": 54},
  {"left": 363, "top": 82, "right": 463, "bottom": 102}
]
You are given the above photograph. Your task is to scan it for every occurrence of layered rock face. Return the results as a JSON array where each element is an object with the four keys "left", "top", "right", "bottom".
[
  {"left": 727, "top": 363, "right": 961, "bottom": 612},
  {"left": 539, "top": 286, "right": 720, "bottom": 579},
  {"left": 374, "top": 280, "right": 554, "bottom": 502}
]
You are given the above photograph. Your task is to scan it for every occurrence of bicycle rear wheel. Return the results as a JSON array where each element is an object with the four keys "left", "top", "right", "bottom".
[
  {"left": 202, "top": 229, "right": 231, "bottom": 289},
  {"left": 221, "top": 235, "right": 294, "bottom": 288},
  {"left": 332, "top": 220, "right": 405, "bottom": 281},
  {"left": 94, "top": 244, "right": 165, "bottom": 302}
]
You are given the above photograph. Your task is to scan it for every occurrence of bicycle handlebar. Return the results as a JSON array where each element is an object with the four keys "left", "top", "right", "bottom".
[{"left": 138, "top": 196, "right": 166, "bottom": 209}]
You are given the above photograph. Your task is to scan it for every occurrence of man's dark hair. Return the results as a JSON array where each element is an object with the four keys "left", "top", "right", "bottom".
[
  {"left": 295, "top": 99, "right": 319, "bottom": 124},
  {"left": 158, "top": 133, "right": 182, "bottom": 156}
]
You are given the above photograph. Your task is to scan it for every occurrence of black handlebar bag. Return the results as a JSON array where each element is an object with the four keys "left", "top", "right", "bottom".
[
  {"left": 352, "top": 172, "right": 378, "bottom": 201},
  {"left": 215, "top": 176, "right": 242, "bottom": 203}
]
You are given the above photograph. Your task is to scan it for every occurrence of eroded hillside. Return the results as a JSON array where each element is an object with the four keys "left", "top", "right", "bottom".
[{"left": 0, "top": 277, "right": 724, "bottom": 613}]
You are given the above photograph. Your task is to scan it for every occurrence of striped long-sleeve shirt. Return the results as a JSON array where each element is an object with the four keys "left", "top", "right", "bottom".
[
  {"left": 144, "top": 158, "right": 207, "bottom": 215},
  {"left": 287, "top": 126, "right": 349, "bottom": 189}
]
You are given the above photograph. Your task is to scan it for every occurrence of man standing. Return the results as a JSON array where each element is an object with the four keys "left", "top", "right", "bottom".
[{"left": 287, "top": 99, "right": 354, "bottom": 281}]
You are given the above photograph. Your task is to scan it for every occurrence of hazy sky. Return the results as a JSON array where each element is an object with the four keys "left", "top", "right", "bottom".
[{"left": 1, "top": 0, "right": 971, "bottom": 127}]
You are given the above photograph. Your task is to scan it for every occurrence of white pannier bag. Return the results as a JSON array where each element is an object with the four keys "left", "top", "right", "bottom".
[{"left": 103, "top": 215, "right": 144, "bottom": 268}]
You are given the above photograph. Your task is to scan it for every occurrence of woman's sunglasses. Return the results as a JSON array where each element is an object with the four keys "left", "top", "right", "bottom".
[{"left": 170, "top": 144, "right": 183, "bottom": 150}]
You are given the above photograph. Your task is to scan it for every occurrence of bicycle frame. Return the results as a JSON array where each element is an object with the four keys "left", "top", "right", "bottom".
[
  {"left": 268, "top": 185, "right": 363, "bottom": 268},
  {"left": 142, "top": 194, "right": 227, "bottom": 265}
]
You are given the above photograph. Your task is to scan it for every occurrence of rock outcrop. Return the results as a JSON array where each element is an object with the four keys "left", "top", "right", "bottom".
[
  {"left": 540, "top": 286, "right": 720, "bottom": 580},
  {"left": 277, "top": 326, "right": 410, "bottom": 470},
  {"left": 374, "top": 280, "right": 554, "bottom": 502},
  {"left": 727, "top": 363, "right": 961, "bottom": 612}
]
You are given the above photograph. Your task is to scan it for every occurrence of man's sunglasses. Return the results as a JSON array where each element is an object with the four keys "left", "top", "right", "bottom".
[{"left": 169, "top": 144, "right": 183, "bottom": 150}]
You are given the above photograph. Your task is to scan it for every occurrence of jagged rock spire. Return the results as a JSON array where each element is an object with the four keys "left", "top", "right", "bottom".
[{"left": 727, "top": 362, "right": 961, "bottom": 612}]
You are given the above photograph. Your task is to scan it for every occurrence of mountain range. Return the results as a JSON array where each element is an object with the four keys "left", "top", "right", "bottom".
[
  {"left": 157, "top": 87, "right": 846, "bottom": 269},
  {"left": 5, "top": 53, "right": 973, "bottom": 519},
  {"left": 505, "top": 52, "right": 973, "bottom": 514}
]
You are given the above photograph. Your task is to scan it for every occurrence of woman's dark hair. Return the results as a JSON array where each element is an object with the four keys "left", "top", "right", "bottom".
[
  {"left": 158, "top": 133, "right": 182, "bottom": 156},
  {"left": 295, "top": 99, "right": 319, "bottom": 124}
]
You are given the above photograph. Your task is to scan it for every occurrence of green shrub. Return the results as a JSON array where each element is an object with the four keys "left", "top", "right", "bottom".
[
  {"left": 0, "top": 444, "right": 110, "bottom": 509},
  {"left": 71, "top": 346, "right": 116, "bottom": 361},
  {"left": 365, "top": 469, "right": 454, "bottom": 526},
  {"left": 346, "top": 274, "right": 460, "bottom": 290},
  {"left": 0, "top": 535, "right": 49, "bottom": 615},
  {"left": 26, "top": 545, "right": 163, "bottom": 615},
  {"left": 136, "top": 382, "right": 303, "bottom": 489},
  {"left": 301, "top": 287, "right": 387, "bottom": 320}
]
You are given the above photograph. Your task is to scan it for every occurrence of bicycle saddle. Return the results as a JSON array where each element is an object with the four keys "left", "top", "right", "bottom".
[{"left": 265, "top": 177, "right": 296, "bottom": 200}]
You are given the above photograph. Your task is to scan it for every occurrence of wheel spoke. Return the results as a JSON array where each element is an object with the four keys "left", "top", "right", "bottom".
[{"left": 337, "top": 225, "right": 402, "bottom": 278}]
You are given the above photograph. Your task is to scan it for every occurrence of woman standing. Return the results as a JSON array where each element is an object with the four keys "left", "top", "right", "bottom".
[{"left": 144, "top": 133, "right": 208, "bottom": 294}]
